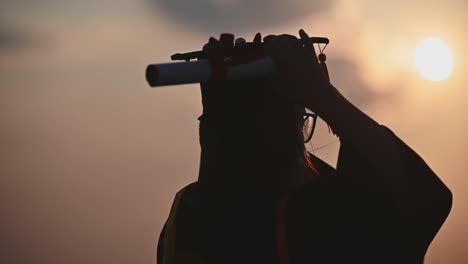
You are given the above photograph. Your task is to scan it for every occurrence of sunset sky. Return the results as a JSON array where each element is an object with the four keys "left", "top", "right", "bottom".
[{"left": 1, "top": 0, "right": 467, "bottom": 263}]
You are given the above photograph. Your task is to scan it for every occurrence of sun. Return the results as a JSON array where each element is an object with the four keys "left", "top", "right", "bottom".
[{"left": 414, "top": 37, "right": 453, "bottom": 81}]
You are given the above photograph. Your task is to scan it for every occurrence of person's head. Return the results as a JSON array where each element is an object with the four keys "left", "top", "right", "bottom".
[
  {"left": 196, "top": 34, "right": 316, "bottom": 195},
  {"left": 198, "top": 77, "right": 314, "bottom": 185},
  {"left": 201, "top": 78, "right": 304, "bottom": 153}
]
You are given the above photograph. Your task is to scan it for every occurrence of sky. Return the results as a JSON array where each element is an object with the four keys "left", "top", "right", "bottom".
[{"left": 1, "top": 0, "right": 467, "bottom": 263}]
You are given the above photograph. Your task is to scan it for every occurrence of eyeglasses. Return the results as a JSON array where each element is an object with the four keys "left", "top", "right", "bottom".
[
  {"left": 199, "top": 110, "right": 318, "bottom": 143},
  {"left": 298, "top": 112, "right": 318, "bottom": 143}
]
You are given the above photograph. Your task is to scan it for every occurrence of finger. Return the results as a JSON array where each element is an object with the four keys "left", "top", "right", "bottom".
[
  {"left": 264, "top": 35, "right": 299, "bottom": 57},
  {"left": 299, "top": 29, "right": 318, "bottom": 58},
  {"left": 298, "top": 29, "right": 310, "bottom": 44},
  {"left": 263, "top": 35, "right": 277, "bottom": 50},
  {"left": 263, "top": 35, "right": 279, "bottom": 57},
  {"left": 219, "top": 33, "right": 234, "bottom": 49},
  {"left": 235, "top": 37, "right": 246, "bottom": 47},
  {"left": 264, "top": 35, "right": 296, "bottom": 57},
  {"left": 253, "top": 32, "right": 261, "bottom": 44},
  {"left": 203, "top": 36, "right": 218, "bottom": 50},
  {"left": 208, "top": 37, "right": 219, "bottom": 49},
  {"left": 263, "top": 34, "right": 277, "bottom": 43}
]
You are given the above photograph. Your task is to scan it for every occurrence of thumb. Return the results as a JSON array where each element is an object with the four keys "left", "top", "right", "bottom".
[
  {"left": 299, "top": 29, "right": 319, "bottom": 60},
  {"left": 253, "top": 32, "right": 262, "bottom": 45}
]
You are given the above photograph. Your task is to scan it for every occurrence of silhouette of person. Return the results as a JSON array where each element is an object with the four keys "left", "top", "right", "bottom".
[{"left": 157, "top": 30, "right": 452, "bottom": 264}]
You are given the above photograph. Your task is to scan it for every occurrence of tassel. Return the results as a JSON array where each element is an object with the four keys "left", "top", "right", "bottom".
[{"left": 318, "top": 53, "right": 330, "bottom": 82}]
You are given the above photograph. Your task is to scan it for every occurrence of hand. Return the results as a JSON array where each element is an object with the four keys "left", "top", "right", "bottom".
[
  {"left": 199, "top": 33, "right": 273, "bottom": 122},
  {"left": 263, "top": 29, "right": 336, "bottom": 115}
]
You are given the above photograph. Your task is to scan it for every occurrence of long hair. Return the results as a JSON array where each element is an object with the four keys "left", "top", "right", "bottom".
[{"left": 197, "top": 79, "right": 317, "bottom": 197}]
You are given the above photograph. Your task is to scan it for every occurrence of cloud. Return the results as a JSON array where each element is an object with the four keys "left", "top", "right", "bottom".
[
  {"left": 151, "top": 0, "right": 334, "bottom": 32},
  {"left": 0, "top": 29, "right": 31, "bottom": 51},
  {"left": 0, "top": 27, "right": 55, "bottom": 55},
  {"left": 0, "top": 28, "right": 48, "bottom": 53}
]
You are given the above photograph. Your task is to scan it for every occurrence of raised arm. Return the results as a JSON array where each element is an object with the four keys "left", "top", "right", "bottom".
[{"left": 264, "top": 29, "right": 452, "bottom": 256}]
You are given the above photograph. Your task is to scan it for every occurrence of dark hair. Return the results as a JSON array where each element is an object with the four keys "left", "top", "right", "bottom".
[{"left": 197, "top": 79, "right": 317, "bottom": 196}]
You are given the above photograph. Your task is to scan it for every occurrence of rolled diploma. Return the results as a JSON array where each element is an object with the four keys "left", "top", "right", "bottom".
[{"left": 146, "top": 58, "right": 275, "bottom": 87}]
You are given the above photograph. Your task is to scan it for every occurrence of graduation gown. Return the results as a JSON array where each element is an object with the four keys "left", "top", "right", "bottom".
[{"left": 157, "top": 126, "right": 452, "bottom": 264}]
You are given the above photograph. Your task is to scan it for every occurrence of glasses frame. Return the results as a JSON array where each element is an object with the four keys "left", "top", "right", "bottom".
[{"left": 298, "top": 112, "right": 318, "bottom": 143}]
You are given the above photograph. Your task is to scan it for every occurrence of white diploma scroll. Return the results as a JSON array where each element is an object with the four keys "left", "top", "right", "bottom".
[{"left": 146, "top": 58, "right": 275, "bottom": 87}]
